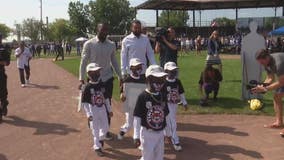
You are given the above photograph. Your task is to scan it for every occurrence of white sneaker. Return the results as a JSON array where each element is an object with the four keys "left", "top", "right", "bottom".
[
  {"left": 117, "top": 131, "right": 125, "bottom": 140},
  {"left": 138, "top": 145, "right": 143, "bottom": 150},
  {"left": 117, "top": 133, "right": 123, "bottom": 140},
  {"left": 21, "top": 84, "right": 26, "bottom": 88},
  {"left": 173, "top": 144, "right": 182, "bottom": 151}
]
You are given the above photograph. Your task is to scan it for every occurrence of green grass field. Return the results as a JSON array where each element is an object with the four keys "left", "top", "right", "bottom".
[{"left": 54, "top": 51, "right": 275, "bottom": 116}]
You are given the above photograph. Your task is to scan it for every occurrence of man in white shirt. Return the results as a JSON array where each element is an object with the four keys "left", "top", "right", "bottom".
[
  {"left": 15, "top": 41, "right": 32, "bottom": 88},
  {"left": 120, "top": 20, "right": 156, "bottom": 78}
]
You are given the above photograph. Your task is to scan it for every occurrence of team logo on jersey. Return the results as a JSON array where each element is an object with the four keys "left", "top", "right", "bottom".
[
  {"left": 91, "top": 91, "right": 105, "bottom": 107},
  {"left": 167, "top": 88, "right": 180, "bottom": 104},
  {"left": 146, "top": 104, "right": 165, "bottom": 130}
]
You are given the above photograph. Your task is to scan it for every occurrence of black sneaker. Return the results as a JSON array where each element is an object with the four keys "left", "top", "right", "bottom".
[
  {"left": 2, "top": 106, "right": 7, "bottom": 116},
  {"left": 99, "top": 140, "right": 104, "bottom": 148},
  {"left": 105, "top": 132, "right": 113, "bottom": 141},
  {"left": 1, "top": 101, "right": 8, "bottom": 116},
  {"left": 95, "top": 148, "right": 104, "bottom": 157}
]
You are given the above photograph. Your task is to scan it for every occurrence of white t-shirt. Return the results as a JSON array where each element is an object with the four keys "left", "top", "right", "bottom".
[{"left": 15, "top": 47, "right": 32, "bottom": 69}]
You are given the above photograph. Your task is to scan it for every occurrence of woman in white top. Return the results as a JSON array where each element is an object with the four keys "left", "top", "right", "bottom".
[{"left": 15, "top": 41, "right": 32, "bottom": 87}]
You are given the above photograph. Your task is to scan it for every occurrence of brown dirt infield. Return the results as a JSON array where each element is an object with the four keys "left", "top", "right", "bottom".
[{"left": 0, "top": 59, "right": 283, "bottom": 160}]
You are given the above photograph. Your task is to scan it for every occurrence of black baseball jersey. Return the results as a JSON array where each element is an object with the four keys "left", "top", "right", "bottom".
[
  {"left": 162, "top": 79, "right": 185, "bottom": 104},
  {"left": 120, "top": 75, "right": 146, "bottom": 93},
  {"left": 133, "top": 90, "right": 169, "bottom": 131},
  {"left": 0, "top": 44, "right": 11, "bottom": 72},
  {"left": 81, "top": 82, "right": 107, "bottom": 107}
]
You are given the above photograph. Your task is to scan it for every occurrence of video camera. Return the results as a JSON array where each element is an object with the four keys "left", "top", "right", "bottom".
[
  {"left": 155, "top": 27, "right": 168, "bottom": 43},
  {"left": 246, "top": 80, "right": 269, "bottom": 90}
]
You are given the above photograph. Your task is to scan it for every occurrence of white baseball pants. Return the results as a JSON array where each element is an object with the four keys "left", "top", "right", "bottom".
[
  {"left": 165, "top": 103, "right": 180, "bottom": 145},
  {"left": 89, "top": 106, "right": 109, "bottom": 150},
  {"left": 140, "top": 127, "right": 164, "bottom": 160}
]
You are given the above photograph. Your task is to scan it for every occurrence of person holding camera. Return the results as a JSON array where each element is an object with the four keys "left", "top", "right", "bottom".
[
  {"left": 0, "top": 33, "right": 11, "bottom": 123},
  {"left": 251, "top": 49, "right": 284, "bottom": 136},
  {"left": 155, "top": 27, "right": 179, "bottom": 68}
]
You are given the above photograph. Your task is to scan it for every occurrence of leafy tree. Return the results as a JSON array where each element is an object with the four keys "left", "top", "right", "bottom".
[
  {"left": 68, "top": 1, "right": 90, "bottom": 37},
  {"left": 264, "top": 17, "right": 284, "bottom": 30},
  {"left": 21, "top": 18, "right": 41, "bottom": 42},
  {"left": 87, "top": 0, "right": 136, "bottom": 34},
  {"left": 0, "top": 23, "right": 11, "bottom": 38},
  {"left": 158, "top": 10, "right": 189, "bottom": 27},
  {"left": 211, "top": 17, "right": 236, "bottom": 27},
  {"left": 48, "top": 19, "right": 76, "bottom": 42}
]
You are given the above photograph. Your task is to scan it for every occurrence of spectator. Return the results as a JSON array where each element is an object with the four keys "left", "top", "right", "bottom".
[
  {"left": 0, "top": 33, "right": 11, "bottom": 122},
  {"left": 54, "top": 42, "right": 64, "bottom": 61},
  {"left": 206, "top": 30, "right": 222, "bottom": 73},
  {"left": 15, "top": 41, "right": 32, "bottom": 87},
  {"left": 155, "top": 27, "right": 179, "bottom": 67},
  {"left": 251, "top": 50, "right": 284, "bottom": 136},
  {"left": 199, "top": 65, "right": 223, "bottom": 104},
  {"left": 196, "top": 35, "right": 202, "bottom": 55},
  {"left": 121, "top": 20, "right": 156, "bottom": 78}
]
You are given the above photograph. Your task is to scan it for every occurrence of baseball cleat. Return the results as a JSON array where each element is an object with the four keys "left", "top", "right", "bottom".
[
  {"left": 21, "top": 84, "right": 26, "bottom": 88},
  {"left": 173, "top": 143, "right": 182, "bottom": 151},
  {"left": 26, "top": 79, "right": 30, "bottom": 84}
]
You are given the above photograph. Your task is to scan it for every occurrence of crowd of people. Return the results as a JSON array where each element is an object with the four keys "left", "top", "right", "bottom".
[{"left": 0, "top": 18, "right": 284, "bottom": 159}]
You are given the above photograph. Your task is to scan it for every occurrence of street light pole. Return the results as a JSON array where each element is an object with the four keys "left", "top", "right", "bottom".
[{"left": 40, "top": 0, "right": 43, "bottom": 41}]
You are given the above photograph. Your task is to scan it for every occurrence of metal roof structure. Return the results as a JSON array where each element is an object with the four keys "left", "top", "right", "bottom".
[{"left": 136, "top": 0, "right": 284, "bottom": 10}]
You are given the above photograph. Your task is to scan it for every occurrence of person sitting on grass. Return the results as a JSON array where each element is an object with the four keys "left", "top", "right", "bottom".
[{"left": 199, "top": 64, "right": 223, "bottom": 105}]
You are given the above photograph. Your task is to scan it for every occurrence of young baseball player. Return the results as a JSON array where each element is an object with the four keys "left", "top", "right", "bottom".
[
  {"left": 118, "top": 58, "right": 146, "bottom": 140},
  {"left": 133, "top": 65, "right": 169, "bottom": 160},
  {"left": 163, "top": 61, "right": 188, "bottom": 151},
  {"left": 81, "top": 63, "right": 113, "bottom": 157}
]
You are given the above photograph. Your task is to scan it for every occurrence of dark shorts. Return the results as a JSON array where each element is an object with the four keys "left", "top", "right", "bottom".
[
  {"left": 275, "top": 86, "right": 284, "bottom": 94},
  {"left": 103, "top": 77, "right": 114, "bottom": 99}
]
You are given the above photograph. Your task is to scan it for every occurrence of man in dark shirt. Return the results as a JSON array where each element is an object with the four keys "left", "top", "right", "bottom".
[
  {"left": 155, "top": 27, "right": 179, "bottom": 67},
  {"left": 252, "top": 49, "right": 284, "bottom": 136},
  {"left": 0, "top": 33, "right": 11, "bottom": 123}
]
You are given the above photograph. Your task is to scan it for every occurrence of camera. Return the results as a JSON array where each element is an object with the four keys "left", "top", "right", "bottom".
[
  {"left": 155, "top": 27, "right": 168, "bottom": 43},
  {"left": 246, "top": 80, "right": 269, "bottom": 90}
]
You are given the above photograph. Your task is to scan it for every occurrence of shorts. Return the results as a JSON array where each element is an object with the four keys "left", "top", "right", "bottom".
[{"left": 275, "top": 86, "right": 284, "bottom": 94}]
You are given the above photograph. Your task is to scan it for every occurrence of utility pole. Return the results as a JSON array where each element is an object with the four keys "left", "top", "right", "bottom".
[{"left": 40, "top": 0, "right": 43, "bottom": 41}]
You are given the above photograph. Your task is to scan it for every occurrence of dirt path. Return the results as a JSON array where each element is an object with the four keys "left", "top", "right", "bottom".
[{"left": 0, "top": 59, "right": 283, "bottom": 160}]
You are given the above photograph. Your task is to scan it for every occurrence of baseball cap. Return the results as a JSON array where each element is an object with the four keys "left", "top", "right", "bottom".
[
  {"left": 130, "top": 58, "right": 143, "bottom": 67},
  {"left": 86, "top": 63, "right": 102, "bottom": 72},
  {"left": 255, "top": 49, "right": 269, "bottom": 59},
  {"left": 164, "top": 62, "right": 178, "bottom": 71},
  {"left": 145, "top": 65, "right": 167, "bottom": 78}
]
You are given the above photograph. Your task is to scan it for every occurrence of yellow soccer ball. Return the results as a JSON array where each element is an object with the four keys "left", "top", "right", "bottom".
[{"left": 248, "top": 99, "right": 263, "bottom": 110}]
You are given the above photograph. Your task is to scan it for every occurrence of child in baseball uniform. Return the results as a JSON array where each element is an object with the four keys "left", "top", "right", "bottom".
[
  {"left": 118, "top": 58, "right": 146, "bottom": 140},
  {"left": 163, "top": 61, "right": 188, "bottom": 151},
  {"left": 81, "top": 63, "right": 113, "bottom": 157},
  {"left": 133, "top": 65, "right": 169, "bottom": 160}
]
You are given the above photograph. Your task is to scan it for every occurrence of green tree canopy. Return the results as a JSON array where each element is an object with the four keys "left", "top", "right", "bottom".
[
  {"left": 48, "top": 19, "right": 76, "bottom": 42},
  {"left": 21, "top": 18, "right": 41, "bottom": 42},
  {"left": 0, "top": 23, "right": 11, "bottom": 38},
  {"left": 158, "top": 11, "right": 189, "bottom": 27},
  {"left": 88, "top": 0, "right": 136, "bottom": 34},
  {"left": 211, "top": 17, "right": 236, "bottom": 27},
  {"left": 68, "top": 1, "right": 90, "bottom": 37}
]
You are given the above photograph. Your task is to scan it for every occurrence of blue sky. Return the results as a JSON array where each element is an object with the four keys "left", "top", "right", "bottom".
[{"left": 0, "top": 0, "right": 282, "bottom": 28}]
